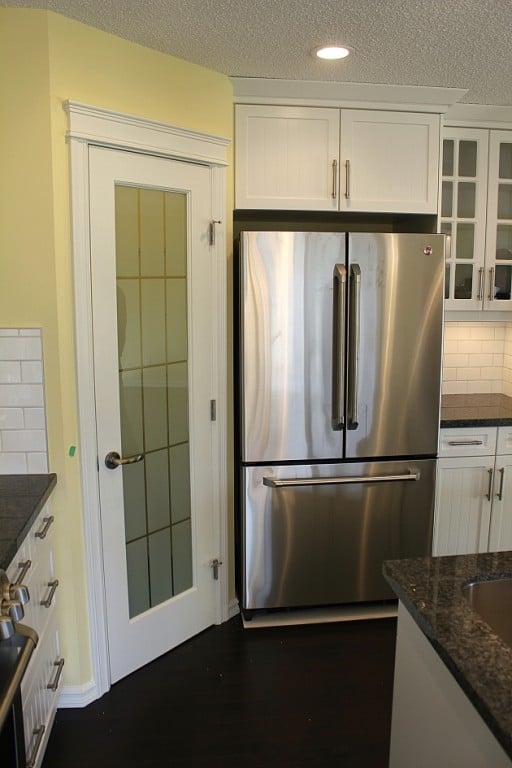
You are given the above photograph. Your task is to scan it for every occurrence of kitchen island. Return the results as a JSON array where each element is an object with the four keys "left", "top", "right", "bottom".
[{"left": 384, "top": 552, "right": 512, "bottom": 767}]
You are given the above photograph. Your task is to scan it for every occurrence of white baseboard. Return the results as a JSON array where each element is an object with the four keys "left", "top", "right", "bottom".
[
  {"left": 58, "top": 679, "right": 101, "bottom": 709},
  {"left": 228, "top": 598, "right": 240, "bottom": 619}
]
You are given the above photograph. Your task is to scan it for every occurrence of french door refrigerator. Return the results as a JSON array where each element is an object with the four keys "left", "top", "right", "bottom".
[{"left": 236, "top": 231, "right": 444, "bottom": 619}]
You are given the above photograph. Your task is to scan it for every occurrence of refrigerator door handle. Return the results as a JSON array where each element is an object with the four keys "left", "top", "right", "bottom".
[
  {"left": 263, "top": 471, "right": 420, "bottom": 488},
  {"left": 332, "top": 264, "right": 347, "bottom": 430},
  {"left": 347, "top": 263, "right": 361, "bottom": 430}
]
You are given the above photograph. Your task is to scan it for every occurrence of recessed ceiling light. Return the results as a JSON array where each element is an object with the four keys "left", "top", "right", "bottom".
[{"left": 315, "top": 45, "right": 352, "bottom": 60}]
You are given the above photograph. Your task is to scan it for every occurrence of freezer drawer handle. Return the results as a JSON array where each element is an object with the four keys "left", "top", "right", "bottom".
[{"left": 263, "top": 471, "right": 420, "bottom": 488}]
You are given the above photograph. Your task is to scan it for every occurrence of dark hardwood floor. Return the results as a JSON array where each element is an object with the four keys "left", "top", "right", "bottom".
[{"left": 42, "top": 615, "right": 397, "bottom": 768}]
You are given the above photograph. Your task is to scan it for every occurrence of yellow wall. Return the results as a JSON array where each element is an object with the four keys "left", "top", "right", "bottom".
[{"left": 0, "top": 8, "right": 233, "bottom": 688}]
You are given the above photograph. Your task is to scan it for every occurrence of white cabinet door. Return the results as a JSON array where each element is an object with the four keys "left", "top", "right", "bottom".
[
  {"left": 339, "top": 110, "right": 440, "bottom": 213},
  {"left": 488, "top": 455, "right": 512, "bottom": 551},
  {"left": 235, "top": 104, "right": 340, "bottom": 210},
  {"left": 483, "top": 131, "right": 512, "bottom": 311},
  {"left": 440, "top": 128, "right": 489, "bottom": 310},
  {"left": 433, "top": 456, "right": 493, "bottom": 556}
]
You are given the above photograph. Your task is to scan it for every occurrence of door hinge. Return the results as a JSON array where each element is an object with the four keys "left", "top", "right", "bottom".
[
  {"left": 210, "top": 399, "right": 217, "bottom": 421},
  {"left": 209, "top": 558, "right": 223, "bottom": 580},
  {"left": 209, "top": 219, "right": 221, "bottom": 246}
]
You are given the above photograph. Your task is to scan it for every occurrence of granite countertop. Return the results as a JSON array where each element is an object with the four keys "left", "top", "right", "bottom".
[
  {"left": 0, "top": 474, "right": 57, "bottom": 571},
  {"left": 384, "top": 552, "right": 512, "bottom": 759},
  {"left": 441, "top": 393, "right": 512, "bottom": 428}
]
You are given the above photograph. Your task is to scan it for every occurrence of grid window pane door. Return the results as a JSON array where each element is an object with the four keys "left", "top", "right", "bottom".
[{"left": 116, "top": 186, "right": 192, "bottom": 618}]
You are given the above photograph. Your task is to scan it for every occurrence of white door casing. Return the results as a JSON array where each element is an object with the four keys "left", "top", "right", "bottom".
[{"left": 65, "top": 102, "right": 229, "bottom": 703}]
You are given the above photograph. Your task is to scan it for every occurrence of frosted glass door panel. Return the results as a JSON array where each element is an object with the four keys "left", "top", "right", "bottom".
[{"left": 115, "top": 185, "right": 192, "bottom": 618}]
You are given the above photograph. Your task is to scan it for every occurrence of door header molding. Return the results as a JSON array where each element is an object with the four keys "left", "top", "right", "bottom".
[{"left": 64, "top": 101, "right": 230, "bottom": 166}]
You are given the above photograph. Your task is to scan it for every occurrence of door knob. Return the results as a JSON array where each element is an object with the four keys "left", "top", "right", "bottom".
[{"left": 105, "top": 451, "right": 144, "bottom": 470}]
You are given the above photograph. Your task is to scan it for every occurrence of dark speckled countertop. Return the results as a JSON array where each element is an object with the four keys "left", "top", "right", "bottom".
[
  {"left": 384, "top": 552, "right": 512, "bottom": 759},
  {"left": 0, "top": 474, "right": 57, "bottom": 571},
  {"left": 441, "top": 393, "right": 512, "bottom": 428}
]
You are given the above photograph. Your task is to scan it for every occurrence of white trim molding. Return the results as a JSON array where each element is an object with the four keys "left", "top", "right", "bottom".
[
  {"left": 444, "top": 102, "right": 512, "bottom": 129},
  {"left": 65, "top": 101, "right": 229, "bottom": 166},
  {"left": 230, "top": 77, "right": 467, "bottom": 113},
  {"left": 65, "top": 101, "right": 230, "bottom": 702}
]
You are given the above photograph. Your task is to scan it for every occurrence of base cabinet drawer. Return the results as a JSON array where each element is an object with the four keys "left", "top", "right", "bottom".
[{"left": 22, "top": 611, "right": 63, "bottom": 768}]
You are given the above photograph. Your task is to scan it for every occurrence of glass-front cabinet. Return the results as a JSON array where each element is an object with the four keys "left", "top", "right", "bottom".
[
  {"left": 486, "top": 131, "right": 512, "bottom": 309},
  {"left": 441, "top": 127, "right": 512, "bottom": 311}
]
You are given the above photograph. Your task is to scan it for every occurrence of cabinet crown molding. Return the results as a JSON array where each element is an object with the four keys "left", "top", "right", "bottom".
[
  {"left": 445, "top": 102, "right": 512, "bottom": 129},
  {"left": 231, "top": 77, "right": 467, "bottom": 113}
]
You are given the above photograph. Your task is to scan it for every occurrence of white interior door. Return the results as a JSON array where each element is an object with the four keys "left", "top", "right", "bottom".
[{"left": 88, "top": 145, "right": 218, "bottom": 684}]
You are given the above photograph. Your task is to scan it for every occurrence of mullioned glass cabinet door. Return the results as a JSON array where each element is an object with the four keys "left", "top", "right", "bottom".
[
  {"left": 440, "top": 128, "right": 488, "bottom": 310},
  {"left": 484, "top": 131, "right": 512, "bottom": 310}
]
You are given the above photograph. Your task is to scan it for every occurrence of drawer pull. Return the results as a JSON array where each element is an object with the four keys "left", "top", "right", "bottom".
[
  {"left": 35, "top": 515, "right": 54, "bottom": 540},
  {"left": 27, "top": 725, "right": 45, "bottom": 768},
  {"left": 41, "top": 579, "right": 59, "bottom": 608},
  {"left": 47, "top": 658, "right": 65, "bottom": 691},
  {"left": 14, "top": 559, "right": 32, "bottom": 585},
  {"left": 447, "top": 440, "right": 483, "bottom": 446}
]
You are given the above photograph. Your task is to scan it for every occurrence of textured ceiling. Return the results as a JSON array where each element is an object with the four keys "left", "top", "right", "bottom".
[{"left": 3, "top": 0, "right": 511, "bottom": 106}]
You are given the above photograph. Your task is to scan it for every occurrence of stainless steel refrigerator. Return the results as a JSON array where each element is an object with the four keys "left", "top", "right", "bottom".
[{"left": 236, "top": 231, "right": 444, "bottom": 619}]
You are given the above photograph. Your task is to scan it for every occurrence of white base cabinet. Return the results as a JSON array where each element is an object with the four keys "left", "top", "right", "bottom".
[
  {"left": 390, "top": 602, "right": 512, "bottom": 768},
  {"left": 434, "top": 426, "right": 512, "bottom": 556},
  {"left": 235, "top": 104, "right": 440, "bottom": 213},
  {"left": 7, "top": 502, "right": 62, "bottom": 768}
]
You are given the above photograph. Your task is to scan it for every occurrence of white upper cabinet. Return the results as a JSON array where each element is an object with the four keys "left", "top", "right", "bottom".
[
  {"left": 235, "top": 105, "right": 340, "bottom": 210},
  {"left": 235, "top": 104, "right": 440, "bottom": 214},
  {"left": 339, "top": 110, "right": 440, "bottom": 213},
  {"left": 441, "top": 127, "right": 512, "bottom": 311}
]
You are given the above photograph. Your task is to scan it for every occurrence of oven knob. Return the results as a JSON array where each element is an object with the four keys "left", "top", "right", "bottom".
[
  {"left": 9, "top": 583, "right": 29, "bottom": 606},
  {"left": 1, "top": 599, "right": 24, "bottom": 623},
  {"left": 0, "top": 615, "right": 14, "bottom": 640}
]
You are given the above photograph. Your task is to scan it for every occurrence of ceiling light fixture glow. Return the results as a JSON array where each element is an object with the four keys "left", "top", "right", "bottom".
[{"left": 315, "top": 45, "right": 352, "bottom": 60}]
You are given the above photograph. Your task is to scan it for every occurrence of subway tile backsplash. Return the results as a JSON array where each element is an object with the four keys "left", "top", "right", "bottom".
[
  {"left": 442, "top": 321, "right": 512, "bottom": 396},
  {"left": 0, "top": 329, "right": 48, "bottom": 473}
]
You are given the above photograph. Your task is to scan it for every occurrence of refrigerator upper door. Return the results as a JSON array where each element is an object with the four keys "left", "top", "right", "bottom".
[
  {"left": 345, "top": 233, "right": 444, "bottom": 459},
  {"left": 240, "top": 231, "right": 346, "bottom": 463}
]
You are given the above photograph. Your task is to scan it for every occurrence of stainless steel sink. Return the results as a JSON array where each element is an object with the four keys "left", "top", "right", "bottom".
[{"left": 462, "top": 577, "right": 512, "bottom": 647}]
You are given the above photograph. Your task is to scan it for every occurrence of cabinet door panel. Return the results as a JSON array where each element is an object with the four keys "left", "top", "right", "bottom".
[
  {"left": 488, "top": 456, "right": 512, "bottom": 551},
  {"left": 484, "top": 130, "right": 512, "bottom": 310},
  {"left": 340, "top": 110, "right": 440, "bottom": 213},
  {"left": 235, "top": 105, "right": 340, "bottom": 210},
  {"left": 441, "top": 128, "right": 488, "bottom": 311},
  {"left": 434, "top": 457, "right": 493, "bottom": 556}
]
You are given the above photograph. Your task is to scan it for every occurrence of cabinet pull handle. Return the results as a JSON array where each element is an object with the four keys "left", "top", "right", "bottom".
[
  {"left": 488, "top": 267, "right": 495, "bottom": 302},
  {"left": 26, "top": 725, "right": 45, "bottom": 768},
  {"left": 47, "top": 658, "right": 65, "bottom": 691},
  {"left": 345, "top": 159, "right": 351, "bottom": 199},
  {"left": 35, "top": 515, "right": 54, "bottom": 540},
  {"left": 14, "top": 559, "right": 32, "bottom": 585},
  {"left": 486, "top": 468, "right": 494, "bottom": 501},
  {"left": 477, "top": 267, "right": 484, "bottom": 301},
  {"left": 496, "top": 467, "right": 505, "bottom": 501},
  {"left": 447, "top": 440, "right": 483, "bottom": 446},
  {"left": 41, "top": 579, "right": 59, "bottom": 608},
  {"left": 331, "top": 159, "right": 338, "bottom": 199}
]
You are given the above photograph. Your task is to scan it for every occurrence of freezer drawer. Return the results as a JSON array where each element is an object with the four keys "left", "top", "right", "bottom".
[{"left": 241, "top": 460, "right": 436, "bottom": 612}]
